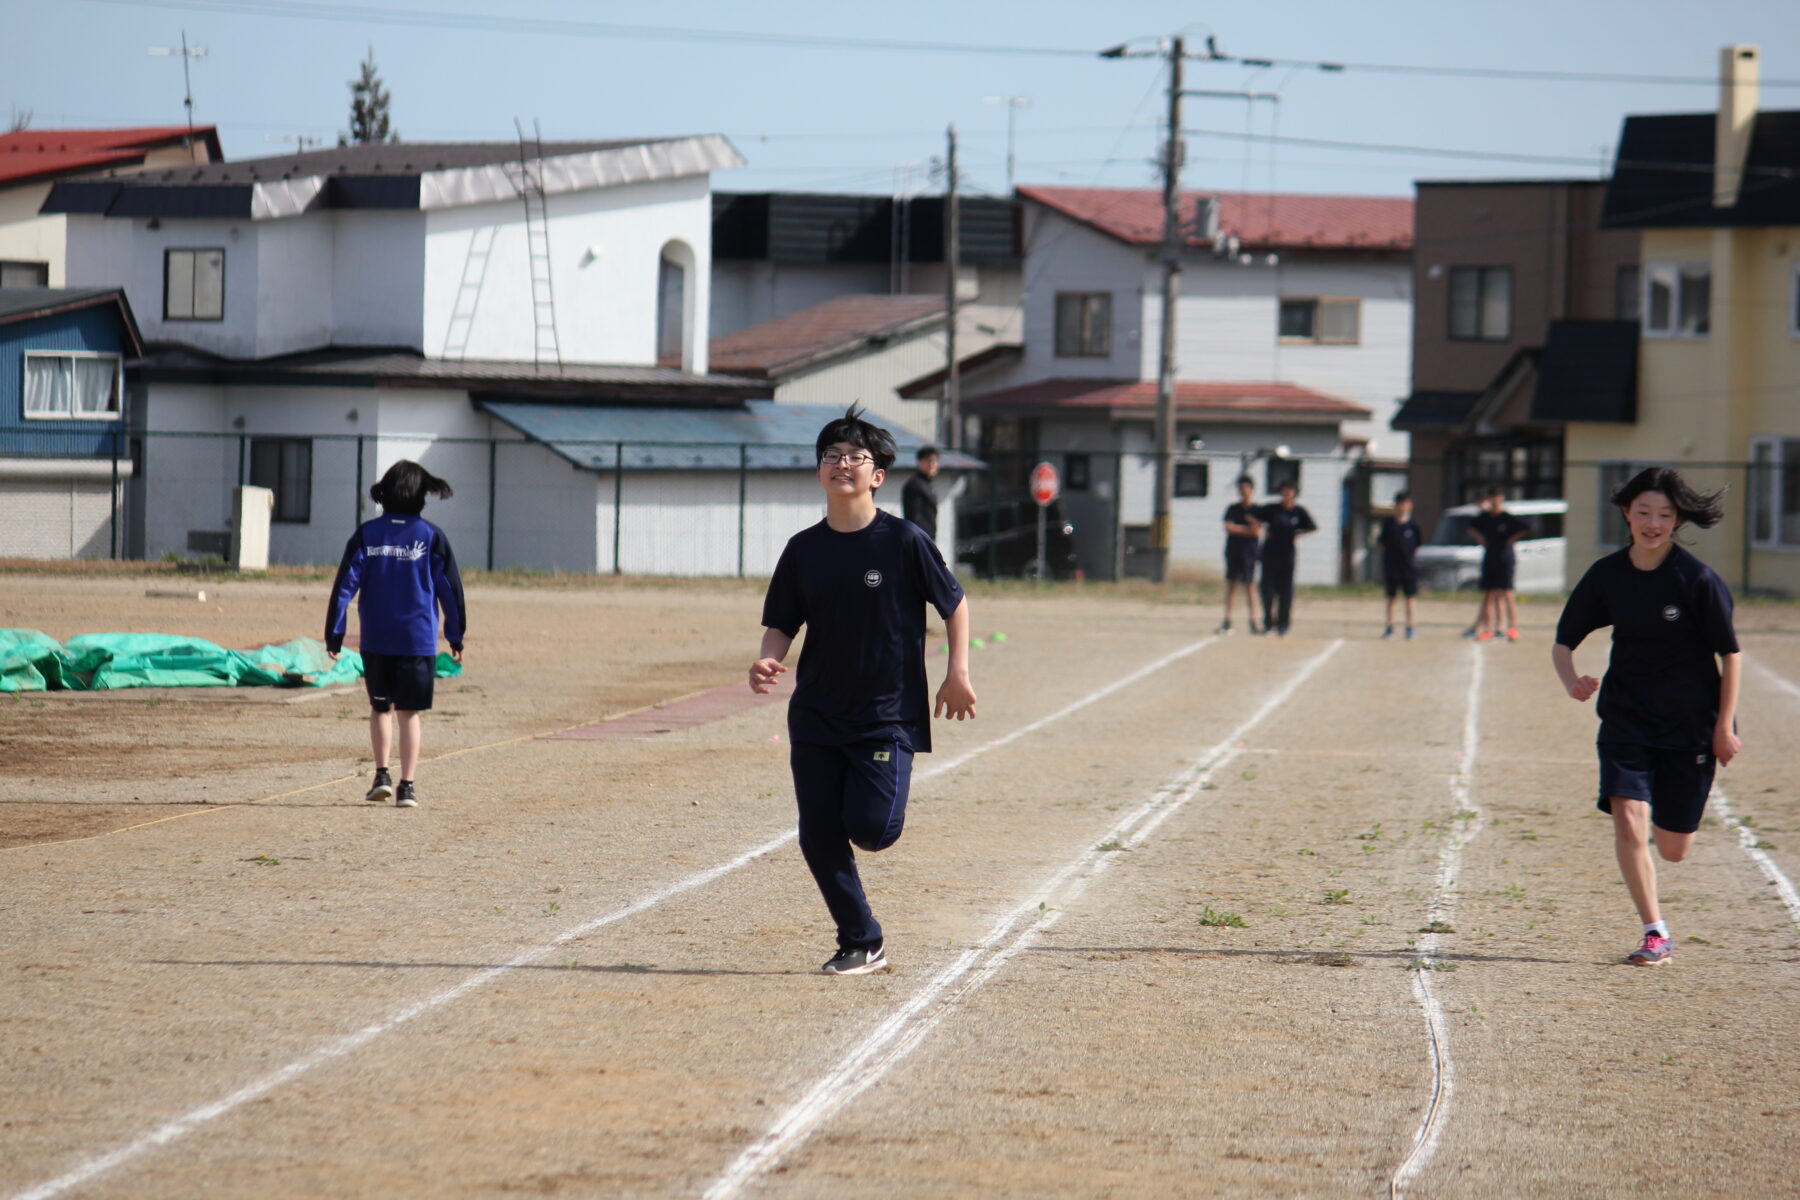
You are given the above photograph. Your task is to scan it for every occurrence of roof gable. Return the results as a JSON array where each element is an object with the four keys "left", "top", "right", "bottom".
[
  {"left": 1602, "top": 110, "right": 1800, "bottom": 228},
  {"left": 0, "top": 126, "right": 222, "bottom": 187},
  {"left": 1019, "top": 185, "right": 1412, "bottom": 252},
  {"left": 0, "top": 287, "right": 144, "bottom": 354}
]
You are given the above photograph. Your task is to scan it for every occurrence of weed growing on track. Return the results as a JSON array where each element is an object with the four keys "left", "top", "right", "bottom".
[
  {"left": 1420, "top": 920, "right": 1456, "bottom": 934},
  {"left": 1196, "top": 906, "right": 1246, "bottom": 928},
  {"left": 1297, "top": 848, "right": 1317, "bottom": 856},
  {"left": 1308, "top": 951, "right": 1354, "bottom": 967},
  {"left": 1097, "top": 840, "right": 1127, "bottom": 852},
  {"left": 1409, "top": 957, "right": 1458, "bottom": 972},
  {"left": 1323, "top": 889, "right": 1351, "bottom": 905}
]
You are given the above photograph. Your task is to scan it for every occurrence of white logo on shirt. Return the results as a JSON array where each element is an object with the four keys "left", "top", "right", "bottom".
[
  {"left": 1662, "top": 605, "right": 1681, "bottom": 622},
  {"left": 864, "top": 569, "right": 883, "bottom": 588},
  {"left": 366, "top": 540, "right": 428, "bottom": 562}
]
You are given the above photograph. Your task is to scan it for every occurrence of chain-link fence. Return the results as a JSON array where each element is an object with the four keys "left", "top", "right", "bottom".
[{"left": 3, "top": 430, "right": 1789, "bottom": 594}]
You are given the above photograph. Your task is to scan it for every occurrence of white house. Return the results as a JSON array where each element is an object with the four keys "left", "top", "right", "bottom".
[
  {"left": 963, "top": 186, "right": 1413, "bottom": 582},
  {"left": 41, "top": 136, "right": 893, "bottom": 572}
]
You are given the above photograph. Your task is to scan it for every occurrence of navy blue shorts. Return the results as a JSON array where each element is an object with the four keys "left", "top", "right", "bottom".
[
  {"left": 1479, "top": 556, "right": 1515, "bottom": 591},
  {"left": 362, "top": 652, "right": 436, "bottom": 713},
  {"left": 1596, "top": 743, "right": 1715, "bottom": 835},
  {"left": 1384, "top": 570, "right": 1418, "bottom": 598}
]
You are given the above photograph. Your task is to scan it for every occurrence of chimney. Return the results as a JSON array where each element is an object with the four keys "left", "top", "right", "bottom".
[{"left": 1715, "top": 44, "right": 1759, "bottom": 208}]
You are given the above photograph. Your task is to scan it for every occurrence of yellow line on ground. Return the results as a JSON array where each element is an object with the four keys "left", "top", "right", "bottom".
[{"left": 0, "top": 686, "right": 723, "bottom": 853}]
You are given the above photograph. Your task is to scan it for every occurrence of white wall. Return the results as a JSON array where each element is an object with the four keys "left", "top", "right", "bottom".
[
  {"left": 0, "top": 475, "right": 122, "bottom": 558},
  {"left": 1014, "top": 208, "right": 1148, "bottom": 385},
  {"left": 332, "top": 210, "right": 427, "bottom": 349},
  {"left": 0, "top": 185, "right": 65, "bottom": 285},
  {"left": 65, "top": 215, "right": 261, "bottom": 358},
  {"left": 423, "top": 173, "right": 715, "bottom": 367},
  {"left": 710, "top": 261, "right": 891, "bottom": 339},
  {"left": 254, "top": 218, "right": 334, "bottom": 357}
]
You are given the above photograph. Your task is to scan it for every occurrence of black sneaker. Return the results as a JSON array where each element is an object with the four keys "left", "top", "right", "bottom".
[
  {"left": 365, "top": 768, "right": 394, "bottom": 804},
  {"left": 821, "top": 944, "right": 888, "bottom": 975},
  {"left": 395, "top": 780, "right": 418, "bottom": 808}
]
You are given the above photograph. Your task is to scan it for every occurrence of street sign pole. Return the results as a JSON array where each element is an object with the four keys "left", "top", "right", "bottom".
[
  {"left": 1037, "top": 504, "right": 1047, "bottom": 582},
  {"left": 1029, "top": 460, "right": 1060, "bottom": 582}
]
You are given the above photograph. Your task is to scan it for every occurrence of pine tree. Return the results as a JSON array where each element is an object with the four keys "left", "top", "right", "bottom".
[{"left": 339, "top": 47, "right": 398, "bottom": 146}]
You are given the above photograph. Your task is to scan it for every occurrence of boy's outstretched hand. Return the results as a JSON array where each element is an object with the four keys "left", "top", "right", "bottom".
[
  {"left": 1565, "top": 674, "right": 1599, "bottom": 702},
  {"left": 749, "top": 658, "right": 788, "bottom": 694},
  {"left": 935, "top": 671, "right": 976, "bottom": 720}
]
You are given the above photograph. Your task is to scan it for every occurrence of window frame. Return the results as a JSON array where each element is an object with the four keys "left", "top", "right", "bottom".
[
  {"left": 1064, "top": 452, "right": 1091, "bottom": 492},
  {"left": 1278, "top": 296, "right": 1361, "bottom": 345},
  {"left": 1173, "top": 460, "right": 1210, "bottom": 499},
  {"left": 1615, "top": 264, "right": 1642, "bottom": 322},
  {"left": 248, "top": 436, "right": 314, "bottom": 524},
  {"left": 20, "top": 350, "right": 124, "bottom": 421},
  {"left": 0, "top": 259, "right": 50, "bottom": 288},
  {"left": 1641, "top": 261, "right": 1711, "bottom": 340},
  {"left": 163, "top": 247, "right": 226, "bottom": 321},
  {"left": 1446, "top": 266, "right": 1513, "bottom": 342},
  {"left": 1749, "top": 435, "right": 1800, "bottom": 552},
  {"left": 1791, "top": 260, "right": 1800, "bottom": 340},
  {"left": 1053, "top": 291, "right": 1112, "bottom": 358},
  {"left": 1265, "top": 457, "right": 1301, "bottom": 496}
]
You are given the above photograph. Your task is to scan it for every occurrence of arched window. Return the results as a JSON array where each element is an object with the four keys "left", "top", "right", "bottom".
[{"left": 657, "top": 240, "right": 696, "bottom": 370}]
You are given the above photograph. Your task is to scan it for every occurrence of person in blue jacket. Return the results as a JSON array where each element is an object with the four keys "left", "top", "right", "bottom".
[
  {"left": 1553, "top": 467, "right": 1741, "bottom": 966},
  {"left": 325, "top": 460, "right": 466, "bottom": 809}
]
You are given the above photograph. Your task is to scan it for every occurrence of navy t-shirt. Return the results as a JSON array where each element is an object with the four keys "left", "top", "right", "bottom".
[
  {"left": 1377, "top": 516, "right": 1422, "bottom": 579},
  {"left": 761, "top": 510, "right": 965, "bottom": 753},
  {"left": 1252, "top": 503, "right": 1316, "bottom": 563},
  {"left": 1470, "top": 510, "right": 1530, "bottom": 568},
  {"left": 1223, "top": 502, "right": 1259, "bottom": 561},
  {"left": 1555, "top": 546, "right": 1739, "bottom": 750}
]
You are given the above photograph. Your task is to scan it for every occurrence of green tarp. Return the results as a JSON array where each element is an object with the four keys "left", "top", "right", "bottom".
[{"left": 0, "top": 630, "right": 460, "bottom": 693}]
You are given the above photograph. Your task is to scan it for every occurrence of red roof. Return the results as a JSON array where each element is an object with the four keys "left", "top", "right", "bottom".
[
  {"left": 0, "top": 126, "right": 223, "bottom": 187},
  {"left": 709, "top": 294, "right": 946, "bottom": 376},
  {"left": 965, "top": 378, "right": 1370, "bottom": 425},
  {"left": 1019, "top": 185, "right": 1412, "bottom": 252}
]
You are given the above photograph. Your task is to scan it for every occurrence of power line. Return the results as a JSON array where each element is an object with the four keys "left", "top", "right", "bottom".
[
  {"left": 80, "top": 0, "right": 1096, "bottom": 57},
  {"left": 1193, "top": 43, "right": 1800, "bottom": 89}
]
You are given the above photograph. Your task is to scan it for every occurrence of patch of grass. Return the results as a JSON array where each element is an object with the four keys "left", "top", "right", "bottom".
[
  {"left": 1357, "top": 823, "right": 1384, "bottom": 842},
  {"left": 1196, "top": 905, "right": 1247, "bottom": 928},
  {"left": 1409, "top": 957, "right": 1458, "bottom": 972},
  {"left": 1420, "top": 920, "right": 1456, "bottom": 934},
  {"left": 243, "top": 854, "right": 281, "bottom": 866},
  {"left": 1754, "top": 839, "right": 1777, "bottom": 851},
  {"left": 1309, "top": 951, "right": 1353, "bottom": 968},
  {"left": 1267, "top": 905, "right": 1288, "bottom": 917},
  {"left": 1360, "top": 914, "right": 1383, "bottom": 926},
  {"left": 1239, "top": 769, "right": 1257, "bottom": 782},
  {"left": 1322, "top": 889, "right": 1351, "bottom": 905},
  {"left": 1096, "top": 839, "right": 1127, "bottom": 852},
  {"left": 1685, "top": 935, "right": 1712, "bottom": 945},
  {"left": 1297, "top": 848, "right": 1318, "bottom": 857}
]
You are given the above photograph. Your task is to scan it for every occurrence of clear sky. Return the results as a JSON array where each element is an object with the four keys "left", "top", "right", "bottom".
[{"left": 7, "top": 0, "right": 1800, "bottom": 199}]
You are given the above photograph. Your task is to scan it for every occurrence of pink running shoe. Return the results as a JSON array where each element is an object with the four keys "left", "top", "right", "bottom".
[{"left": 1628, "top": 933, "right": 1673, "bottom": 965}]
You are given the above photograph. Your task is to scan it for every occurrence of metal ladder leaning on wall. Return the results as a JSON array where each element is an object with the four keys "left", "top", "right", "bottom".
[
  {"left": 442, "top": 225, "right": 495, "bottom": 360},
  {"left": 510, "top": 119, "right": 563, "bottom": 371}
]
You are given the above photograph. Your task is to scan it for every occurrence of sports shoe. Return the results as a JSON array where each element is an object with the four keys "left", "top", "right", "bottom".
[
  {"left": 1382, "top": 626, "right": 1395, "bottom": 639},
  {"left": 1215, "top": 621, "right": 1234, "bottom": 635},
  {"left": 1476, "top": 630, "right": 1495, "bottom": 642},
  {"left": 822, "top": 944, "right": 888, "bottom": 975},
  {"left": 395, "top": 780, "right": 418, "bottom": 808},
  {"left": 1505, "top": 627, "right": 1520, "bottom": 641},
  {"left": 1405, "top": 627, "right": 1416, "bottom": 640},
  {"left": 364, "top": 768, "right": 394, "bottom": 804},
  {"left": 1628, "top": 933, "right": 1672, "bottom": 965}
]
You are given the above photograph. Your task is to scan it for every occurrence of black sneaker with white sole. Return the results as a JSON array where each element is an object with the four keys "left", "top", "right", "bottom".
[
  {"left": 821, "top": 944, "right": 888, "bottom": 975},
  {"left": 395, "top": 780, "right": 418, "bottom": 808},
  {"left": 365, "top": 768, "right": 394, "bottom": 804}
]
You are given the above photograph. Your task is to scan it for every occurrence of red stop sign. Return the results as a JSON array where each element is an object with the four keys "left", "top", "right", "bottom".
[{"left": 1030, "top": 461, "right": 1059, "bottom": 506}]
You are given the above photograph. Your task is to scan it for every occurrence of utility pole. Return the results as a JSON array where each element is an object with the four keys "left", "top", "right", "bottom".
[
  {"left": 942, "top": 123, "right": 961, "bottom": 449},
  {"left": 1150, "top": 36, "right": 1184, "bottom": 584},
  {"left": 148, "top": 30, "right": 206, "bottom": 145},
  {"left": 984, "top": 95, "right": 1031, "bottom": 192}
]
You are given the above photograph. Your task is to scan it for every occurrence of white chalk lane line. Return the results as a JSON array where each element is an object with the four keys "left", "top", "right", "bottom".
[
  {"left": 1721, "top": 653, "right": 1800, "bottom": 929},
  {"left": 6, "top": 635, "right": 1220, "bottom": 1200},
  {"left": 701, "top": 639, "right": 1345, "bottom": 1200},
  {"left": 1390, "top": 642, "right": 1484, "bottom": 1199}
]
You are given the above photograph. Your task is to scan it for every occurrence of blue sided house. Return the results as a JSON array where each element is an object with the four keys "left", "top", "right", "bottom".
[{"left": 0, "top": 287, "right": 143, "bottom": 558}]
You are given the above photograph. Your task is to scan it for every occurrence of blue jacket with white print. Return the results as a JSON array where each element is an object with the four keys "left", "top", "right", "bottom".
[{"left": 325, "top": 513, "right": 466, "bottom": 657}]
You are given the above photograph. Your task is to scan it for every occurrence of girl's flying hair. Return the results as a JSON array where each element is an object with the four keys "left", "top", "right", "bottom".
[
  {"left": 1610, "top": 466, "right": 1726, "bottom": 529},
  {"left": 370, "top": 459, "right": 454, "bottom": 516},
  {"left": 814, "top": 404, "right": 897, "bottom": 472}
]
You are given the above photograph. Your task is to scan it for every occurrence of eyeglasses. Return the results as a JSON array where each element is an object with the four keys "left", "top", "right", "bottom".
[{"left": 820, "top": 452, "right": 875, "bottom": 467}]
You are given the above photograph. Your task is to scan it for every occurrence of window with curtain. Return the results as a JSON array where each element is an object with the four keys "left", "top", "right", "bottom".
[
  {"left": 1642, "top": 262, "right": 1710, "bottom": 338},
  {"left": 1748, "top": 436, "right": 1800, "bottom": 549},
  {"left": 249, "top": 438, "right": 313, "bottom": 524},
  {"left": 22, "top": 352, "right": 121, "bottom": 419},
  {"left": 1448, "top": 267, "right": 1512, "bottom": 341},
  {"left": 1279, "top": 297, "right": 1360, "bottom": 344},
  {"left": 1054, "top": 292, "right": 1112, "bottom": 357},
  {"left": 165, "top": 248, "right": 225, "bottom": 320}
]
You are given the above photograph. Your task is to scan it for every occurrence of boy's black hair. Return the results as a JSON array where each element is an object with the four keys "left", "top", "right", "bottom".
[
  {"left": 370, "top": 459, "right": 454, "bottom": 515},
  {"left": 1235, "top": 474, "right": 1255, "bottom": 489},
  {"left": 917, "top": 444, "right": 941, "bottom": 461},
  {"left": 814, "top": 404, "right": 897, "bottom": 472},
  {"left": 1394, "top": 489, "right": 1412, "bottom": 503},
  {"left": 1611, "top": 466, "right": 1725, "bottom": 529}
]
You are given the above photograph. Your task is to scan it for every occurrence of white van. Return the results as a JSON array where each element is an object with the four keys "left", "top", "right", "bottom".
[{"left": 1413, "top": 498, "right": 1568, "bottom": 594}]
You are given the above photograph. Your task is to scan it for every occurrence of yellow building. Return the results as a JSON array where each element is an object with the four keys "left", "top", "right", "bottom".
[{"left": 1559, "top": 46, "right": 1800, "bottom": 595}]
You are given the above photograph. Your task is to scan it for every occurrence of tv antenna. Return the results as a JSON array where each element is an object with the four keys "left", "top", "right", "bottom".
[{"left": 148, "top": 30, "right": 207, "bottom": 143}]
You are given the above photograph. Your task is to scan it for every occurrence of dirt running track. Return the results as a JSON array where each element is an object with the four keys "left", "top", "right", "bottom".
[{"left": 2, "top": 575, "right": 1797, "bottom": 1198}]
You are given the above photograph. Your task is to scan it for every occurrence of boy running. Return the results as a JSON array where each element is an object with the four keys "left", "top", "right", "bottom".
[
  {"left": 1253, "top": 482, "right": 1317, "bottom": 637},
  {"left": 1376, "top": 491, "right": 1422, "bottom": 639},
  {"left": 325, "top": 460, "right": 466, "bottom": 809},
  {"left": 751, "top": 406, "right": 976, "bottom": 975},
  {"left": 1218, "top": 474, "right": 1262, "bottom": 635},
  {"left": 1468, "top": 488, "right": 1530, "bottom": 641},
  {"left": 1552, "top": 467, "right": 1740, "bottom": 966}
]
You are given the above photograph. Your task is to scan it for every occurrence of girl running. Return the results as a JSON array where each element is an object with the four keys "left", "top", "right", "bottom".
[{"left": 1552, "top": 467, "right": 1740, "bottom": 965}]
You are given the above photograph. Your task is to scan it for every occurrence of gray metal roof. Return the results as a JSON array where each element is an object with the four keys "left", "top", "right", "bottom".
[
  {"left": 478, "top": 399, "right": 983, "bottom": 472},
  {"left": 86, "top": 139, "right": 675, "bottom": 185}
]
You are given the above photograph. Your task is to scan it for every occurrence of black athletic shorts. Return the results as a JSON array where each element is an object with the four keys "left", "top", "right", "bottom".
[
  {"left": 1479, "top": 557, "right": 1516, "bottom": 591},
  {"left": 1224, "top": 546, "right": 1257, "bottom": 583},
  {"left": 362, "top": 651, "right": 436, "bottom": 713},
  {"left": 1596, "top": 742, "right": 1715, "bottom": 835},
  {"left": 1384, "top": 570, "right": 1418, "bottom": 598}
]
